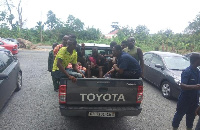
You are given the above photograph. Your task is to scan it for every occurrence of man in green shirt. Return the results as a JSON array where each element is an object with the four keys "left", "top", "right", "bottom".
[
  {"left": 52, "top": 38, "right": 84, "bottom": 91},
  {"left": 123, "top": 37, "right": 144, "bottom": 77}
]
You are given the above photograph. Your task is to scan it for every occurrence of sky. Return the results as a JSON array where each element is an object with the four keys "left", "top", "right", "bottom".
[{"left": 2, "top": 0, "right": 200, "bottom": 34}]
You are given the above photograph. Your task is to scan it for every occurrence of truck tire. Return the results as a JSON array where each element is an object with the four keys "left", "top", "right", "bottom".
[
  {"left": 161, "top": 81, "right": 172, "bottom": 99},
  {"left": 15, "top": 71, "right": 22, "bottom": 92}
]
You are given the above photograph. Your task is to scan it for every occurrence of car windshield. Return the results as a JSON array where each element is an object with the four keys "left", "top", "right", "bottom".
[
  {"left": 163, "top": 56, "right": 190, "bottom": 70},
  {"left": 2, "top": 39, "right": 15, "bottom": 45},
  {"left": 7, "top": 39, "right": 17, "bottom": 43}
]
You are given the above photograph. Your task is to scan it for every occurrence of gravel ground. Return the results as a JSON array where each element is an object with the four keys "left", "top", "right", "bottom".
[{"left": 0, "top": 49, "right": 199, "bottom": 130}]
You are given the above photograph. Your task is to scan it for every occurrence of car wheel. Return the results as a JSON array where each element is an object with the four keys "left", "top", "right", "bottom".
[
  {"left": 15, "top": 71, "right": 22, "bottom": 92},
  {"left": 161, "top": 81, "right": 172, "bottom": 99}
]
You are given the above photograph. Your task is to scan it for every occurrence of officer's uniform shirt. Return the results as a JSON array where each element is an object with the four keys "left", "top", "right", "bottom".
[
  {"left": 172, "top": 66, "right": 200, "bottom": 130},
  {"left": 180, "top": 65, "right": 200, "bottom": 104}
]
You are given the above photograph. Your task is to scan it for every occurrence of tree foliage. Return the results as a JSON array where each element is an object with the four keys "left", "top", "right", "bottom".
[
  {"left": 0, "top": 3, "right": 200, "bottom": 54},
  {"left": 185, "top": 13, "right": 200, "bottom": 35},
  {"left": 67, "top": 15, "right": 84, "bottom": 32},
  {"left": 45, "top": 10, "right": 60, "bottom": 30}
]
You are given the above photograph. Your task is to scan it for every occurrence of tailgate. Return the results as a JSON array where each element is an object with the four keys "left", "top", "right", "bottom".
[{"left": 64, "top": 78, "right": 143, "bottom": 105}]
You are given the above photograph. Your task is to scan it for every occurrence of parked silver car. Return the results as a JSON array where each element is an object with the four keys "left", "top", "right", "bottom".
[
  {"left": 0, "top": 49, "right": 22, "bottom": 110},
  {"left": 143, "top": 51, "right": 190, "bottom": 99}
]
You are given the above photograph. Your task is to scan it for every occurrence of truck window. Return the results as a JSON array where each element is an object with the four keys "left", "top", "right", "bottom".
[{"left": 84, "top": 48, "right": 111, "bottom": 58}]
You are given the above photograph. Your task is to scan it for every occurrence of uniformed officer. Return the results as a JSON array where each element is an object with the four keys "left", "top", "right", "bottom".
[{"left": 172, "top": 53, "right": 200, "bottom": 130}]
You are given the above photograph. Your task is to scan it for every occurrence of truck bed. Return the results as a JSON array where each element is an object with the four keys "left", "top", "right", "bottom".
[{"left": 59, "top": 78, "right": 143, "bottom": 117}]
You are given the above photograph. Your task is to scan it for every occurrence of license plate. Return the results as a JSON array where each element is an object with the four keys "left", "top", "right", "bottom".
[{"left": 88, "top": 112, "right": 115, "bottom": 117}]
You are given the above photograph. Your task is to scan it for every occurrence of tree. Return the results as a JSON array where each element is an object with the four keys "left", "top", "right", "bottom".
[
  {"left": 184, "top": 12, "right": 200, "bottom": 50},
  {"left": 45, "top": 10, "right": 58, "bottom": 30},
  {"left": 120, "top": 26, "right": 134, "bottom": 37},
  {"left": 135, "top": 25, "right": 150, "bottom": 42},
  {"left": 17, "top": 0, "right": 23, "bottom": 29},
  {"left": 0, "top": 0, "right": 24, "bottom": 29},
  {"left": 163, "top": 29, "right": 173, "bottom": 38},
  {"left": 5, "top": 0, "right": 14, "bottom": 26},
  {"left": 35, "top": 21, "right": 44, "bottom": 42},
  {"left": 0, "top": 0, "right": 15, "bottom": 28},
  {"left": 78, "top": 27, "right": 101, "bottom": 41},
  {"left": 185, "top": 12, "right": 200, "bottom": 35},
  {"left": 66, "top": 15, "right": 84, "bottom": 32},
  {"left": 0, "top": 11, "right": 7, "bottom": 21}
]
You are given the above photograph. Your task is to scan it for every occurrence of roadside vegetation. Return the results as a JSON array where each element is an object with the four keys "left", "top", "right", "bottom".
[{"left": 0, "top": 0, "right": 200, "bottom": 53}]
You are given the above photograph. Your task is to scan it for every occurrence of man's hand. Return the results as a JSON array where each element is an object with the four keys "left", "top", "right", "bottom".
[
  {"left": 69, "top": 76, "right": 77, "bottom": 83},
  {"left": 113, "top": 64, "right": 117, "bottom": 69},
  {"left": 195, "top": 106, "right": 200, "bottom": 116},
  {"left": 82, "top": 73, "right": 85, "bottom": 78},
  {"left": 113, "top": 64, "right": 124, "bottom": 74}
]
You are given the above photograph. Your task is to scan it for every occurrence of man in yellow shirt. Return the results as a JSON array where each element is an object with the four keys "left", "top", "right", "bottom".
[
  {"left": 52, "top": 38, "right": 84, "bottom": 91},
  {"left": 123, "top": 37, "right": 144, "bottom": 77}
]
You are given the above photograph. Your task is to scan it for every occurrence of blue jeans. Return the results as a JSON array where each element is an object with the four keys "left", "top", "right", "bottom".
[
  {"left": 52, "top": 69, "right": 83, "bottom": 79},
  {"left": 66, "top": 68, "right": 82, "bottom": 78}
]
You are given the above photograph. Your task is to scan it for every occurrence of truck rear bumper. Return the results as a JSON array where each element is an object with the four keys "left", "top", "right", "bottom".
[{"left": 59, "top": 105, "right": 142, "bottom": 117}]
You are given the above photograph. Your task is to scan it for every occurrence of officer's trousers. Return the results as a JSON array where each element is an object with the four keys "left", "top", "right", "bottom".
[
  {"left": 172, "top": 96, "right": 198, "bottom": 128},
  {"left": 195, "top": 117, "right": 200, "bottom": 130}
]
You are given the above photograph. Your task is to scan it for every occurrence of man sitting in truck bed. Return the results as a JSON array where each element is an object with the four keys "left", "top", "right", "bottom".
[
  {"left": 87, "top": 47, "right": 106, "bottom": 78},
  {"left": 105, "top": 45, "right": 141, "bottom": 79},
  {"left": 52, "top": 38, "right": 85, "bottom": 88}
]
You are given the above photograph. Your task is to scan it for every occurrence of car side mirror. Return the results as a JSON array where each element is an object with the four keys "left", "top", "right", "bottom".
[
  {"left": 0, "top": 73, "right": 8, "bottom": 80},
  {"left": 155, "top": 64, "right": 163, "bottom": 69}
]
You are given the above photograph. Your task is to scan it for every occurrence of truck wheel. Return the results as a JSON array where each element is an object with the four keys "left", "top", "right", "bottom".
[
  {"left": 15, "top": 71, "right": 22, "bottom": 92},
  {"left": 161, "top": 81, "right": 171, "bottom": 99}
]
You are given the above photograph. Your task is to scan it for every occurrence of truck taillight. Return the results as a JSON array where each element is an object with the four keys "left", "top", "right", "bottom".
[
  {"left": 59, "top": 85, "right": 66, "bottom": 104},
  {"left": 136, "top": 86, "right": 143, "bottom": 103}
]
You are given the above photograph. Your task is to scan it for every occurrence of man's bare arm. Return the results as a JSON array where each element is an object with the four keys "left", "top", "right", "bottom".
[
  {"left": 113, "top": 64, "right": 123, "bottom": 74},
  {"left": 196, "top": 106, "right": 200, "bottom": 116},
  {"left": 107, "top": 68, "right": 115, "bottom": 74},
  {"left": 180, "top": 83, "right": 200, "bottom": 90}
]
